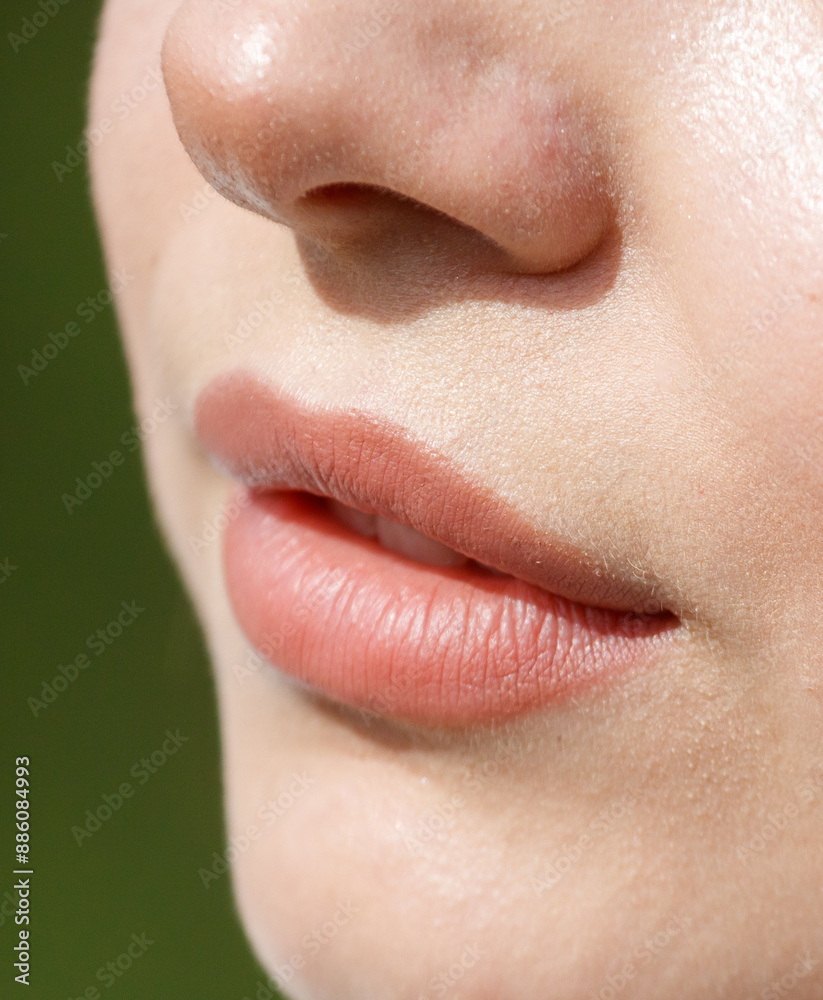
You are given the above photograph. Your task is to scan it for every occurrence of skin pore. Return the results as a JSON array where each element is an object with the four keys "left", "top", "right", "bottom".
[{"left": 90, "top": 1, "right": 823, "bottom": 998}]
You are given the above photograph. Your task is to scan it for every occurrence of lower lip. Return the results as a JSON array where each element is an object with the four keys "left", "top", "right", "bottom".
[{"left": 223, "top": 489, "right": 677, "bottom": 726}]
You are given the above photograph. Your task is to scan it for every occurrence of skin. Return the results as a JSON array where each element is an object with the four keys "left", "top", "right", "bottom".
[{"left": 89, "top": 1, "right": 823, "bottom": 997}]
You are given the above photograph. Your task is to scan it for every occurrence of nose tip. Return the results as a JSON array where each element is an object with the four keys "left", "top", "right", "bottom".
[{"left": 162, "top": 0, "right": 613, "bottom": 274}]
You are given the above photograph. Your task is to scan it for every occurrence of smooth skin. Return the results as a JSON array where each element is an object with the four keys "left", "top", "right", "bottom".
[{"left": 90, "top": 2, "right": 823, "bottom": 998}]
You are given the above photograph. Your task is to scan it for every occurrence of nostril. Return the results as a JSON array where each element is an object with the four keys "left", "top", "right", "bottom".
[
  {"left": 304, "top": 183, "right": 377, "bottom": 206},
  {"left": 162, "top": 1, "right": 616, "bottom": 278},
  {"left": 298, "top": 182, "right": 515, "bottom": 267},
  {"left": 302, "top": 183, "right": 445, "bottom": 215},
  {"left": 301, "top": 183, "right": 404, "bottom": 212}
]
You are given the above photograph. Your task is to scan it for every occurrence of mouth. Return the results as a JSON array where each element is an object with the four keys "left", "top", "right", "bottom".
[{"left": 195, "top": 371, "right": 679, "bottom": 726}]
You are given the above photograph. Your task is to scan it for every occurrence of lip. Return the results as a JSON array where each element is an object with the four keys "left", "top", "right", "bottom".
[{"left": 196, "top": 370, "right": 678, "bottom": 725}]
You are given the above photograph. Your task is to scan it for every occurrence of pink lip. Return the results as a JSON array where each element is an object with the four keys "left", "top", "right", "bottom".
[{"left": 196, "top": 371, "right": 678, "bottom": 726}]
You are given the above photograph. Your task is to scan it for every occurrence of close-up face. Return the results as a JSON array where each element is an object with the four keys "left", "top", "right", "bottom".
[{"left": 89, "top": 1, "right": 823, "bottom": 997}]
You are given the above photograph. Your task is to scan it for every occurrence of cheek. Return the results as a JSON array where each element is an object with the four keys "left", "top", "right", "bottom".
[{"left": 89, "top": 0, "right": 210, "bottom": 358}]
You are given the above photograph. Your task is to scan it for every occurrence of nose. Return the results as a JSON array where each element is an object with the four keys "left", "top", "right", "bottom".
[{"left": 162, "top": 0, "right": 612, "bottom": 275}]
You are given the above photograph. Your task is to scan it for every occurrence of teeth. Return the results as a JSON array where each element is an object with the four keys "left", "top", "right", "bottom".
[
  {"left": 375, "top": 517, "right": 468, "bottom": 568},
  {"left": 328, "top": 499, "right": 377, "bottom": 537},
  {"left": 327, "top": 499, "right": 468, "bottom": 568}
]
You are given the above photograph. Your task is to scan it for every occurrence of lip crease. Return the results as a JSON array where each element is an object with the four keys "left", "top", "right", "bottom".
[{"left": 195, "top": 370, "right": 679, "bottom": 726}]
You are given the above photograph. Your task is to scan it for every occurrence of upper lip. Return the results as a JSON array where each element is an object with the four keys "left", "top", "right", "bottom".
[{"left": 195, "top": 370, "right": 670, "bottom": 615}]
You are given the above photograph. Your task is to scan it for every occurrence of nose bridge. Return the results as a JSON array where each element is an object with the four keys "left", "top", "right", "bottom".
[{"left": 163, "top": 0, "right": 612, "bottom": 273}]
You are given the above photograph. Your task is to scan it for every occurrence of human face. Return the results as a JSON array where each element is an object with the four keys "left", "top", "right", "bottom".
[{"left": 89, "top": 1, "right": 823, "bottom": 997}]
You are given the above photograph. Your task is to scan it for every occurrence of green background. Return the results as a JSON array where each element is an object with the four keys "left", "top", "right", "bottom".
[{"left": 1, "top": 3, "right": 277, "bottom": 997}]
